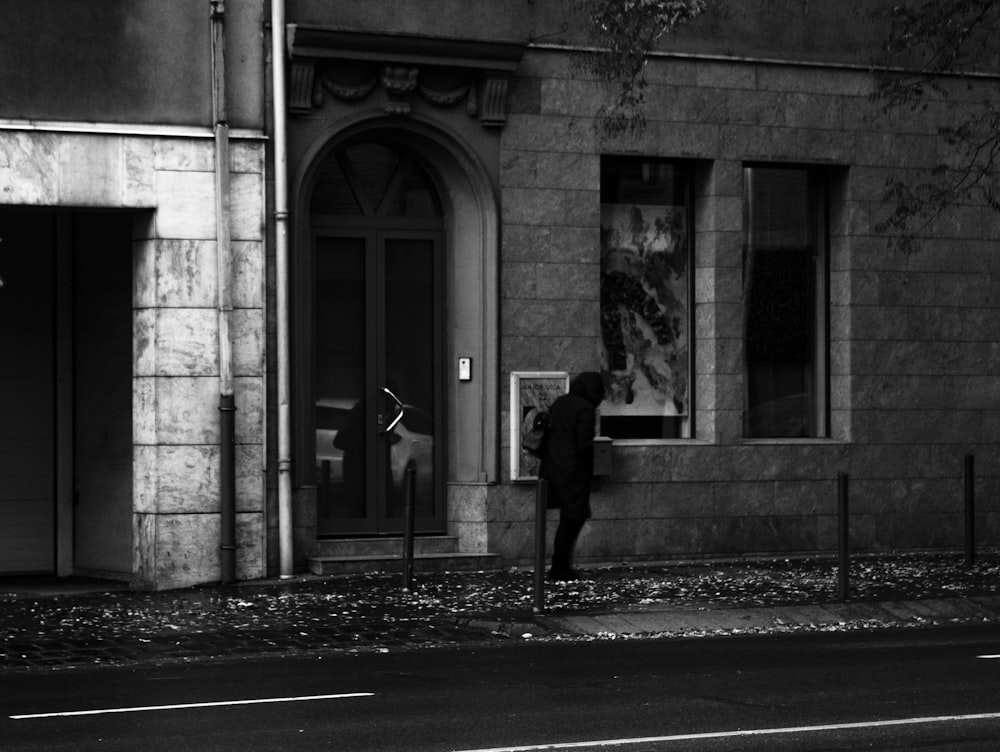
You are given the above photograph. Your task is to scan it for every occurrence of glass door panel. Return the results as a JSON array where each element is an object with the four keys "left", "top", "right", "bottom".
[
  {"left": 315, "top": 231, "right": 442, "bottom": 535},
  {"left": 315, "top": 234, "right": 373, "bottom": 533},
  {"left": 381, "top": 234, "right": 440, "bottom": 530}
]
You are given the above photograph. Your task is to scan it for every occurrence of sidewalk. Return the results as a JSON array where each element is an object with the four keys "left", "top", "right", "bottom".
[{"left": 2, "top": 553, "right": 1000, "bottom": 672}]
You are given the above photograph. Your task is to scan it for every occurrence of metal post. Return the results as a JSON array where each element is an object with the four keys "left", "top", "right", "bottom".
[
  {"left": 271, "top": 0, "right": 294, "bottom": 580},
  {"left": 219, "top": 394, "right": 237, "bottom": 584},
  {"left": 533, "top": 478, "right": 548, "bottom": 614},
  {"left": 402, "top": 465, "right": 416, "bottom": 592},
  {"left": 965, "top": 453, "right": 975, "bottom": 567},
  {"left": 838, "top": 472, "right": 849, "bottom": 602}
]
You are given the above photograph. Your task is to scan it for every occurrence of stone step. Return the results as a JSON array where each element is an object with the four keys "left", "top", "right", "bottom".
[
  {"left": 307, "top": 551, "right": 503, "bottom": 576},
  {"left": 315, "top": 535, "right": 459, "bottom": 558}
]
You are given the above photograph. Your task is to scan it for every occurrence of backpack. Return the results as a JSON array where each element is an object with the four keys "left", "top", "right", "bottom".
[{"left": 521, "top": 409, "right": 550, "bottom": 458}]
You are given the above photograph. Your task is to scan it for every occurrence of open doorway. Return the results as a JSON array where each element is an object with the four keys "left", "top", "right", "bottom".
[{"left": 0, "top": 207, "right": 133, "bottom": 578}]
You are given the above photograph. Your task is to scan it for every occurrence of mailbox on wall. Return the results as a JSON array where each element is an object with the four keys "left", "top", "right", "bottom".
[{"left": 593, "top": 436, "right": 613, "bottom": 477}]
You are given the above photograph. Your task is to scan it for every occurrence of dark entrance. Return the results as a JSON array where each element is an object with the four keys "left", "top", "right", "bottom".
[
  {"left": 310, "top": 141, "right": 444, "bottom": 536},
  {"left": 0, "top": 207, "right": 132, "bottom": 576}
]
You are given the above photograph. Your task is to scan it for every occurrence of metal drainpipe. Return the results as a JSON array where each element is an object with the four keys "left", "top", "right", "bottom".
[
  {"left": 212, "top": 0, "right": 237, "bottom": 584},
  {"left": 271, "top": 0, "right": 294, "bottom": 578}
]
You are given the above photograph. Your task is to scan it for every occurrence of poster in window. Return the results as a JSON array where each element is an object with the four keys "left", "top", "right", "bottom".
[
  {"left": 600, "top": 203, "right": 689, "bottom": 419},
  {"left": 509, "top": 371, "right": 569, "bottom": 482}
]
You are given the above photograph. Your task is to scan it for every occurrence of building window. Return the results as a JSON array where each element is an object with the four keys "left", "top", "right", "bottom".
[
  {"left": 742, "top": 165, "right": 829, "bottom": 438},
  {"left": 599, "top": 157, "right": 693, "bottom": 439}
]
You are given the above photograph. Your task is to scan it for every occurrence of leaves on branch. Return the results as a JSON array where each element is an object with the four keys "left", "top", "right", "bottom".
[
  {"left": 870, "top": 0, "right": 1000, "bottom": 253},
  {"left": 570, "top": 0, "right": 710, "bottom": 139}
]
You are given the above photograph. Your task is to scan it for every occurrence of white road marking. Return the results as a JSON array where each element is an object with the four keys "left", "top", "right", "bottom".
[
  {"left": 977, "top": 654, "right": 1000, "bottom": 659},
  {"left": 451, "top": 712, "right": 1000, "bottom": 752},
  {"left": 10, "top": 692, "right": 373, "bottom": 720}
]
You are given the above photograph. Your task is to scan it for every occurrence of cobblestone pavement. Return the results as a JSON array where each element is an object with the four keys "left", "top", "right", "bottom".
[{"left": 3, "top": 552, "right": 1000, "bottom": 672}]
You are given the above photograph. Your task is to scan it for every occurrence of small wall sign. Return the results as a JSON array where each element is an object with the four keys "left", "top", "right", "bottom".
[{"left": 509, "top": 371, "right": 569, "bottom": 482}]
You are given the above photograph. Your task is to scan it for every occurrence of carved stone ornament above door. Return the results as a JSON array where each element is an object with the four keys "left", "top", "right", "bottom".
[{"left": 285, "top": 26, "right": 524, "bottom": 128}]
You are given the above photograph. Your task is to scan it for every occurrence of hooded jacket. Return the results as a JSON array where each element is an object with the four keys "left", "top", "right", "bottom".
[{"left": 539, "top": 372, "right": 605, "bottom": 519}]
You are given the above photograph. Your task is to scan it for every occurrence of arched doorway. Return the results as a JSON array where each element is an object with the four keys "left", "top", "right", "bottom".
[{"left": 309, "top": 140, "right": 445, "bottom": 536}]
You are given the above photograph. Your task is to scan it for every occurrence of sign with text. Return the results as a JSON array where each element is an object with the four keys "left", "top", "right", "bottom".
[{"left": 510, "top": 371, "right": 568, "bottom": 482}]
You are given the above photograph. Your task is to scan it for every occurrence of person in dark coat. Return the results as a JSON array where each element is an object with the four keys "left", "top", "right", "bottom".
[{"left": 539, "top": 371, "right": 606, "bottom": 581}]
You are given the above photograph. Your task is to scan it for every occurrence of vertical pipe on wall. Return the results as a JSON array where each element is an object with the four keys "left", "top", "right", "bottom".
[
  {"left": 271, "top": 0, "right": 294, "bottom": 578},
  {"left": 211, "top": 0, "right": 237, "bottom": 584}
]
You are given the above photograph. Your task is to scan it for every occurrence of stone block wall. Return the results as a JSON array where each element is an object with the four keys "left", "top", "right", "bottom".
[
  {"left": 131, "top": 135, "right": 267, "bottom": 589},
  {"left": 489, "top": 48, "right": 1000, "bottom": 566},
  {"left": 0, "top": 127, "right": 268, "bottom": 589}
]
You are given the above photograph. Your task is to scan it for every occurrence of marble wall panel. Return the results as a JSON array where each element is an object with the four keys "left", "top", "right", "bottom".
[
  {"left": 500, "top": 150, "right": 537, "bottom": 188},
  {"left": 132, "top": 513, "right": 157, "bottom": 589},
  {"left": 536, "top": 263, "right": 598, "bottom": 300},
  {"left": 153, "top": 239, "right": 218, "bottom": 307},
  {"left": 236, "top": 443, "right": 264, "bottom": 512},
  {"left": 773, "top": 480, "right": 836, "bottom": 515},
  {"left": 536, "top": 336, "right": 602, "bottom": 375},
  {"left": 447, "top": 482, "right": 489, "bottom": 523},
  {"left": 155, "top": 140, "right": 215, "bottom": 172},
  {"left": 133, "top": 445, "right": 158, "bottom": 514},
  {"left": 155, "top": 445, "right": 219, "bottom": 513},
  {"left": 150, "top": 376, "right": 221, "bottom": 445},
  {"left": 124, "top": 138, "right": 157, "bottom": 207},
  {"left": 503, "top": 114, "right": 596, "bottom": 153},
  {"left": 502, "top": 299, "right": 598, "bottom": 338},
  {"left": 133, "top": 309, "right": 157, "bottom": 377},
  {"left": 0, "top": 131, "right": 58, "bottom": 203},
  {"left": 695, "top": 61, "right": 755, "bottom": 90},
  {"left": 725, "top": 90, "right": 788, "bottom": 127},
  {"left": 610, "top": 445, "right": 674, "bottom": 483},
  {"left": 503, "top": 224, "right": 598, "bottom": 264},
  {"left": 235, "top": 377, "right": 265, "bottom": 445},
  {"left": 506, "top": 75, "right": 542, "bottom": 116},
  {"left": 501, "top": 335, "right": 542, "bottom": 369},
  {"left": 784, "top": 93, "right": 844, "bottom": 130},
  {"left": 232, "top": 308, "right": 264, "bottom": 377},
  {"left": 153, "top": 308, "right": 219, "bottom": 377},
  {"left": 59, "top": 136, "right": 122, "bottom": 206},
  {"left": 133, "top": 376, "right": 158, "bottom": 445},
  {"left": 231, "top": 140, "right": 265, "bottom": 173},
  {"left": 536, "top": 152, "right": 598, "bottom": 190},
  {"left": 720, "top": 125, "right": 797, "bottom": 162},
  {"left": 231, "top": 172, "right": 264, "bottom": 241},
  {"left": 502, "top": 261, "right": 537, "bottom": 298},
  {"left": 155, "top": 170, "right": 216, "bottom": 239},
  {"left": 152, "top": 513, "right": 219, "bottom": 589},
  {"left": 713, "top": 481, "right": 774, "bottom": 516},
  {"left": 236, "top": 513, "right": 265, "bottom": 580},
  {"left": 232, "top": 241, "right": 264, "bottom": 308},
  {"left": 451, "top": 521, "right": 488, "bottom": 554},
  {"left": 540, "top": 78, "right": 603, "bottom": 117}
]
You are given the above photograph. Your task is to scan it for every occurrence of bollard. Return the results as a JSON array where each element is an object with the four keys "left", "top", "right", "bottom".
[
  {"left": 402, "top": 465, "right": 416, "bottom": 592},
  {"left": 838, "top": 472, "right": 849, "bottom": 602},
  {"left": 534, "top": 478, "right": 548, "bottom": 614},
  {"left": 965, "top": 454, "right": 975, "bottom": 567}
]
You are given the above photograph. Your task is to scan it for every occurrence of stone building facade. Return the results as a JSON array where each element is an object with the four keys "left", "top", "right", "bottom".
[
  {"left": 1, "top": 0, "right": 996, "bottom": 589},
  {"left": 0, "top": 1, "right": 268, "bottom": 588},
  {"left": 275, "top": 0, "right": 998, "bottom": 577}
]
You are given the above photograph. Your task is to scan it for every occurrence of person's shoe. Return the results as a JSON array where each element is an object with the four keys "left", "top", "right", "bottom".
[{"left": 548, "top": 568, "right": 579, "bottom": 582}]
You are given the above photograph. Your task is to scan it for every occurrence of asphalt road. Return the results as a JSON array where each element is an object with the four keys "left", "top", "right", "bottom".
[{"left": 3, "top": 625, "right": 1000, "bottom": 751}]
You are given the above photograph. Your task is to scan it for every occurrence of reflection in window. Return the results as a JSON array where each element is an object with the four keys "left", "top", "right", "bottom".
[
  {"left": 599, "top": 157, "right": 693, "bottom": 439},
  {"left": 742, "top": 166, "right": 829, "bottom": 438}
]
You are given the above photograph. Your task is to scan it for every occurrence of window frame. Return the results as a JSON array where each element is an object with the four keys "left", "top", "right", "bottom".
[
  {"left": 598, "top": 155, "right": 696, "bottom": 441},
  {"left": 741, "top": 162, "right": 831, "bottom": 440}
]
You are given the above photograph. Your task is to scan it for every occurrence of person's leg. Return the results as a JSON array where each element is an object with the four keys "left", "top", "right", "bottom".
[{"left": 551, "top": 516, "right": 586, "bottom": 580}]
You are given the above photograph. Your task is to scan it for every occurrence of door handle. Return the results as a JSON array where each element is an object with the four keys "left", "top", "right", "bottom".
[{"left": 381, "top": 386, "right": 404, "bottom": 434}]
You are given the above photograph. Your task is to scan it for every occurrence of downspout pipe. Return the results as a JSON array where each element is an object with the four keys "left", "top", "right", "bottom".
[
  {"left": 212, "top": 0, "right": 237, "bottom": 584},
  {"left": 271, "top": 0, "right": 294, "bottom": 578}
]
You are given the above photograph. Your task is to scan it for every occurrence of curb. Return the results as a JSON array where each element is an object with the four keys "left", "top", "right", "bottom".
[{"left": 535, "top": 596, "right": 1000, "bottom": 637}]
